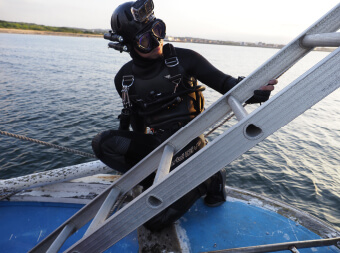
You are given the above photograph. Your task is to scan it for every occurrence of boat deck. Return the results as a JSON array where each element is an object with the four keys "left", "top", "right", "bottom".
[
  {"left": 179, "top": 198, "right": 339, "bottom": 252},
  {"left": 1, "top": 182, "right": 339, "bottom": 252}
]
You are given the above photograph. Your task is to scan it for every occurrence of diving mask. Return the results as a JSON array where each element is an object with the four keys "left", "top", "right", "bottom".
[{"left": 135, "top": 19, "right": 166, "bottom": 53}]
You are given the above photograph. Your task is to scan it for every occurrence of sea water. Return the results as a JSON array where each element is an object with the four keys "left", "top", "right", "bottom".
[{"left": 0, "top": 33, "right": 339, "bottom": 230}]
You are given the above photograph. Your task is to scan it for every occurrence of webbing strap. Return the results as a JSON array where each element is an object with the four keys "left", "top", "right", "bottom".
[{"left": 163, "top": 43, "right": 182, "bottom": 93}]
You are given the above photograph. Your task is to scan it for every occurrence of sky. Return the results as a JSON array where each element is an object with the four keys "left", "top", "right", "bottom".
[{"left": 0, "top": 0, "right": 339, "bottom": 44}]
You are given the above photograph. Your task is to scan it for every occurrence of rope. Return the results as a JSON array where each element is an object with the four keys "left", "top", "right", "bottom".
[
  {"left": 204, "top": 103, "right": 248, "bottom": 138},
  {"left": 0, "top": 130, "right": 96, "bottom": 159},
  {"left": 204, "top": 112, "right": 235, "bottom": 138},
  {"left": 1, "top": 102, "right": 246, "bottom": 158}
]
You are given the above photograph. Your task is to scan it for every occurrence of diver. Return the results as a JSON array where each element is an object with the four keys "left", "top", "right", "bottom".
[{"left": 92, "top": 0, "right": 277, "bottom": 231}]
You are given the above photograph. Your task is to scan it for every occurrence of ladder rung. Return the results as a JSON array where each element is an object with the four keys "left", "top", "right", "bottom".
[
  {"left": 204, "top": 237, "right": 340, "bottom": 253},
  {"left": 83, "top": 188, "right": 120, "bottom": 237},
  {"left": 154, "top": 144, "right": 175, "bottom": 183},
  {"left": 228, "top": 95, "right": 248, "bottom": 121},
  {"left": 301, "top": 32, "right": 340, "bottom": 47},
  {"left": 290, "top": 246, "right": 300, "bottom": 253},
  {"left": 47, "top": 224, "right": 75, "bottom": 253}
]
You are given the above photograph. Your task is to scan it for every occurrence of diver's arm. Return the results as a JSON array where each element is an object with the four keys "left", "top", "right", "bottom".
[
  {"left": 178, "top": 48, "right": 277, "bottom": 103},
  {"left": 177, "top": 48, "right": 238, "bottom": 94}
]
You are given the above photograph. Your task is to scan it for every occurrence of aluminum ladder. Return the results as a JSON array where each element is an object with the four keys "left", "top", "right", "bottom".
[
  {"left": 30, "top": 3, "right": 340, "bottom": 253},
  {"left": 204, "top": 237, "right": 340, "bottom": 253}
]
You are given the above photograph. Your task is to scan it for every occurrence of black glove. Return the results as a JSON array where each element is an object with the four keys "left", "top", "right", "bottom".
[
  {"left": 236, "top": 76, "right": 272, "bottom": 104},
  {"left": 246, "top": 89, "right": 272, "bottom": 104}
]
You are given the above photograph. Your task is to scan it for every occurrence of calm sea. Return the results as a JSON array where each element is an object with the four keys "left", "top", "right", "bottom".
[{"left": 0, "top": 33, "right": 339, "bottom": 230}]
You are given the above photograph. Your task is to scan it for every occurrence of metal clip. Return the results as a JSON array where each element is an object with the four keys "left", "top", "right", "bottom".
[
  {"left": 122, "top": 75, "right": 134, "bottom": 108},
  {"left": 165, "top": 57, "right": 179, "bottom": 67},
  {"left": 122, "top": 75, "right": 134, "bottom": 88}
]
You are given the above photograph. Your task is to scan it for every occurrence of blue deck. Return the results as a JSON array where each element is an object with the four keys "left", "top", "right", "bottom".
[
  {"left": 0, "top": 201, "right": 138, "bottom": 253},
  {"left": 0, "top": 198, "right": 338, "bottom": 253},
  {"left": 179, "top": 198, "right": 339, "bottom": 253}
]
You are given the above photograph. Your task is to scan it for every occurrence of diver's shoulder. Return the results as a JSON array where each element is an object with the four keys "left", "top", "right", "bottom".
[
  {"left": 173, "top": 46, "right": 196, "bottom": 55},
  {"left": 171, "top": 45, "right": 203, "bottom": 61},
  {"left": 115, "top": 60, "right": 133, "bottom": 85},
  {"left": 119, "top": 60, "right": 133, "bottom": 72}
]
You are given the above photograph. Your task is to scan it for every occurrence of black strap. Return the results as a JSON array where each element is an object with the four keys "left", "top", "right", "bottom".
[{"left": 163, "top": 43, "right": 182, "bottom": 93}]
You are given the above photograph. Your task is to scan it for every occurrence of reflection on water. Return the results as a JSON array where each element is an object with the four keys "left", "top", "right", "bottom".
[{"left": 0, "top": 34, "right": 339, "bottom": 230}]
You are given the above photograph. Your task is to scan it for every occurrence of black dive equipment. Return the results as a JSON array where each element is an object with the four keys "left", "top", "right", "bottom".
[
  {"left": 104, "top": 30, "right": 129, "bottom": 52},
  {"left": 104, "top": 0, "right": 162, "bottom": 54},
  {"left": 108, "top": 42, "right": 129, "bottom": 53},
  {"left": 104, "top": 32, "right": 124, "bottom": 42},
  {"left": 125, "top": 44, "right": 205, "bottom": 130},
  {"left": 119, "top": 108, "right": 131, "bottom": 130},
  {"left": 119, "top": 76, "right": 134, "bottom": 130},
  {"left": 131, "top": 0, "right": 154, "bottom": 22}
]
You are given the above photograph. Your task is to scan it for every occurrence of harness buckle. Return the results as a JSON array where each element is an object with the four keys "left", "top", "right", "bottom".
[
  {"left": 122, "top": 75, "right": 134, "bottom": 108},
  {"left": 165, "top": 57, "right": 179, "bottom": 67},
  {"left": 122, "top": 75, "right": 134, "bottom": 88}
]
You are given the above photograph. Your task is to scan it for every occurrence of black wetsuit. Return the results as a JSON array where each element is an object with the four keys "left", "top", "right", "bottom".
[
  {"left": 115, "top": 46, "right": 238, "bottom": 108},
  {"left": 92, "top": 45, "right": 239, "bottom": 231}
]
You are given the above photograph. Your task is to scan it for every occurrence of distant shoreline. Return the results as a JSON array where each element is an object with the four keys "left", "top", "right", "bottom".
[
  {"left": 0, "top": 28, "right": 102, "bottom": 38},
  {"left": 1, "top": 28, "right": 333, "bottom": 52}
]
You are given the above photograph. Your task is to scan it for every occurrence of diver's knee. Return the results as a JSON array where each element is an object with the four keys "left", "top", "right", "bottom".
[{"left": 91, "top": 130, "right": 112, "bottom": 158}]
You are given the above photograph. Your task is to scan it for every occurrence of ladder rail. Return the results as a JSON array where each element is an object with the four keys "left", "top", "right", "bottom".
[
  {"left": 30, "top": 3, "right": 340, "bottom": 252},
  {"left": 203, "top": 237, "right": 340, "bottom": 253},
  {"left": 66, "top": 46, "right": 340, "bottom": 252}
]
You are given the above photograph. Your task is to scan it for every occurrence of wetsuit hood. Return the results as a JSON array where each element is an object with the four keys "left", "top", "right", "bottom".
[
  {"left": 130, "top": 48, "right": 164, "bottom": 78},
  {"left": 130, "top": 47, "right": 163, "bottom": 64}
]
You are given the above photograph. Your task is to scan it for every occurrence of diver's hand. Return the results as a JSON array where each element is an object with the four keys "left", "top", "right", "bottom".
[{"left": 246, "top": 79, "right": 278, "bottom": 104}]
